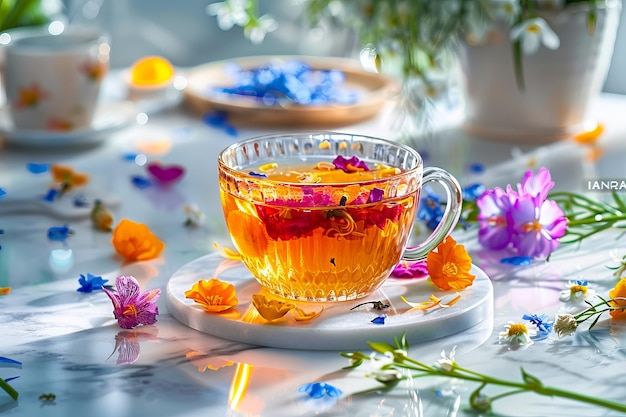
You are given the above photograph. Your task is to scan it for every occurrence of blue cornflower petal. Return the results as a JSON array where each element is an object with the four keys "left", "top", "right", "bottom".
[
  {"left": 121, "top": 153, "right": 140, "bottom": 161},
  {"left": 73, "top": 194, "right": 89, "bottom": 207},
  {"left": 371, "top": 315, "right": 387, "bottom": 325},
  {"left": 131, "top": 175, "right": 153, "bottom": 189},
  {"left": 47, "top": 226, "right": 73, "bottom": 241},
  {"left": 248, "top": 171, "right": 268, "bottom": 178},
  {"left": 202, "top": 111, "right": 229, "bottom": 127},
  {"left": 523, "top": 313, "right": 553, "bottom": 340},
  {"left": 500, "top": 256, "right": 532, "bottom": 266},
  {"left": 42, "top": 188, "right": 58, "bottom": 202},
  {"left": 575, "top": 280, "right": 589, "bottom": 286},
  {"left": 418, "top": 186, "right": 444, "bottom": 230},
  {"left": 0, "top": 357, "right": 22, "bottom": 366},
  {"left": 0, "top": 188, "right": 5, "bottom": 198},
  {"left": 26, "top": 162, "right": 50, "bottom": 174},
  {"left": 468, "top": 163, "right": 485, "bottom": 174},
  {"left": 462, "top": 183, "right": 486, "bottom": 202},
  {"left": 77, "top": 273, "right": 109, "bottom": 293},
  {"left": 298, "top": 382, "right": 342, "bottom": 399},
  {"left": 4, "top": 376, "right": 19, "bottom": 383}
]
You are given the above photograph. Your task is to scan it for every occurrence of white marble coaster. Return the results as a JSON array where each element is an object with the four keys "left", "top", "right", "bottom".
[{"left": 166, "top": 253, "right": 494, "bottom": 351}]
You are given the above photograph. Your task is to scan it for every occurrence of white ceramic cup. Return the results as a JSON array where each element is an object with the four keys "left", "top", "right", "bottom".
[{"left": 3, "top": 26, "right": 110, "bottom": 132}]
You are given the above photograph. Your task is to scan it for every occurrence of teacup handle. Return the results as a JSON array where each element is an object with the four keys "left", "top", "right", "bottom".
[{"left": 402, "top": 167, "right": 463, "bottom": 261}]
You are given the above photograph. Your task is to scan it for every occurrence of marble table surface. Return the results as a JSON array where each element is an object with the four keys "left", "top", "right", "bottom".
[{"left": 1, "top": 72, "right": 626, "bottom": 417}]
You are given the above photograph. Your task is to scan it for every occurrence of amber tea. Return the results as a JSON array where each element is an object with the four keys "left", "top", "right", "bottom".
[{"left": 218, "top": 133, "right": 462, "bottom": 302}]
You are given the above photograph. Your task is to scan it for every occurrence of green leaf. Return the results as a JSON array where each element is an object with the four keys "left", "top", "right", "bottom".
[
  {"left": 368, "top": 341, "right": 396, "bottom": 354},
  {"left": 520, "top": 368, "right": 543, "bottom": 388}
]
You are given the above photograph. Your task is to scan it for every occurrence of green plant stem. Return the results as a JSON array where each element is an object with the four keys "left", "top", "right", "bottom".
[
  {"left": 395, "top": 361, "right": 626, "bottom": 413},
  {"left": 0, "top": 378, "right": 18, "bottom": 401}
]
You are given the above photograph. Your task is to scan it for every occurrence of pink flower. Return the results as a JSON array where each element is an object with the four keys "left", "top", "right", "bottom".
[
  {"left": 515, "top": 167, "right": 554, "bottom": 202},
  {"left": 103, "top": 276, "right": 161, "bottom": 329},
  {"left": 391, "top": 260, "right": 429, "bottom": 278}
]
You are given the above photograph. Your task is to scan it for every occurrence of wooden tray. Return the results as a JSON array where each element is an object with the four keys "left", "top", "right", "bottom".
[{"left": 182, "top": 55, "right": 399, "bottom": 128}]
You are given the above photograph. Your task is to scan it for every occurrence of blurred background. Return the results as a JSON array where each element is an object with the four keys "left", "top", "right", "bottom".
[{"left": 53, "top": 0, "right": 626, "bottom": 94}]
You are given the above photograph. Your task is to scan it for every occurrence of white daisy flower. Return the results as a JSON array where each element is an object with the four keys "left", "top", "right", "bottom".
[
  {"left": 244, "top": 14, "right": 278, "bottom": 44},
  {"left": 559, "top": 280, "right": 596, "bottom": 304},
  {"left": 498, "top": 321, "right": 537, "bottom": 345},
  {"left": 510, "top": 17, "right": 560, "bottom": 55}
]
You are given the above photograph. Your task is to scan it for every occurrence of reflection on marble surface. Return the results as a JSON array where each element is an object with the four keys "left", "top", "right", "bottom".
[{"left": 2, "top": 86, "right": 626, "bottom": 415}]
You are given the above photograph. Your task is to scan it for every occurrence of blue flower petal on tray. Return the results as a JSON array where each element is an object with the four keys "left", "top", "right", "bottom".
[
  {"left": 42, "top": 188, "right": 58, "bottom": 202},
  {"left": 500, "top": 256, "right": 532, "bottom": 266},
  {"left": 0, "top": 188, "right": 5, "bottom": 199}
]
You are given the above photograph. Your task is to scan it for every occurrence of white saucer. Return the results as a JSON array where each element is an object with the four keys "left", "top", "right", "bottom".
[
  {"left": 166, "top": 253, "right": 494, "bottom": 351},
  {"left": 0, "top": 102, "right": 137, "bottom": 148}
]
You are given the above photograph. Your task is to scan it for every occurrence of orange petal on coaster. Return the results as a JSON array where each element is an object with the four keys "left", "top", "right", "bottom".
[
  {"left": 573, "top": 121, "right": 604, "bottom": 144},
  {"left": 136, "top": 139, "right": 173, "bottom": 155},
  {"left": 0, "top": 287, "right": 11, "bottom": 295}
]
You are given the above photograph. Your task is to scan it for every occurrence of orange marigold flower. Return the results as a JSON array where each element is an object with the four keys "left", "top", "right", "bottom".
[
  {"left": 609, "top": 278, "right": 626, "bottom": 319},
  {"left": 427, "top": 236, "right": 476, "bottom": 291},
  {"left": 50, "top": 164, "right": 89, "bottom": 189},
  {"left": 0, "top": 287, "right": 11, "bottom": 295},
  {"left": 251, "top": 294, "right": 294, "bottom": 321},
  {"left": 185, "top": 278, "right": 238, "bottom": 313},
  {"left": 112, "top": 218, "right": 164, "bottom": 261}
]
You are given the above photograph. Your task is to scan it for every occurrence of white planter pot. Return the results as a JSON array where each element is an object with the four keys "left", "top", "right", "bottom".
[{"left": 459, "top": 1, "right": 621, "bottom": 143}]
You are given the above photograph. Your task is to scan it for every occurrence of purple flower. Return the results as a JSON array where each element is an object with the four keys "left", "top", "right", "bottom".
[
  {"left": 298, "top": 382, "right": 342, "bottom": 399},
  {"left": 367, "top": 187, "right": 384, "bottom": 203},
  {"left": 77, "top": 273, "right": 109, "bottom": 293},
  {"left": 510, "top": 195, "right": 567, "bottom": 258},
  {"left": 391, "top": 260, "right": 429, "bottom": 278},
  {"left": 332, "top": 155, "right": 370, "bottom": 173},
  {"left": 476, "top": 187, "right": 514, "bottom": 250},
  {"left": 103, "top": 276, "right": 161, "bottom": 329},
  {"left": 516, "top": 167, "right": 554, "bottom": 202}
]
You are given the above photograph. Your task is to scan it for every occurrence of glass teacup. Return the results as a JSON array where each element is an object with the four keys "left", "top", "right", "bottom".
[{"left": 218, "top": 132, "right": 462, "bottom": 302}]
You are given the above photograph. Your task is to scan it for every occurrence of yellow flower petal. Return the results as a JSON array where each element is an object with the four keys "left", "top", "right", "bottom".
[{"left": 213, "top": 242, "right": 242, "bottom": 260}]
